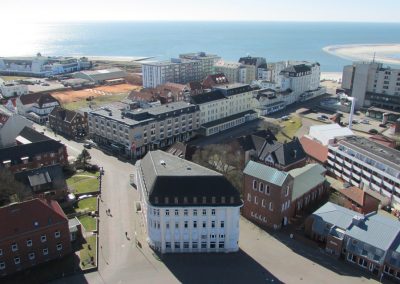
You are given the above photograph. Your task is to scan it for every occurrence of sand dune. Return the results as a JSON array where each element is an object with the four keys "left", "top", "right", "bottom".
[{"left": 323, "top": 44, "right": 400, "bottom": 65}]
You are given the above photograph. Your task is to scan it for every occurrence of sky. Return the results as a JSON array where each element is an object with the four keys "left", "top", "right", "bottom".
[{"left": 1, "top": 0, "right": 400, "bottom": 23}]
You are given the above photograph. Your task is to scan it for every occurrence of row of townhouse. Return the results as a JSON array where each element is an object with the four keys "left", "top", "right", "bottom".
[
  {"left": 327, "top": 135, "right": 400, "bottom": 209},
  {"left": 306, "top": 202, "right": 400, "bottom": 282},
  {"left": 88, "top": 101, "right": 200, "bottom": 158}
]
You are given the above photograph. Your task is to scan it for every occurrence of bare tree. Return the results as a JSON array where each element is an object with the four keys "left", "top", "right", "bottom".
[{"left": 0, "top": 169, "right": 30, "bottom": 206}]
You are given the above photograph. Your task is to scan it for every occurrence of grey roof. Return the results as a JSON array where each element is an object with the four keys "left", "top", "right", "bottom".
[
  {"left": 201, "top": 110, "right": 256, "bottom": 129},
  {"left": 213, "top": 83, "right": 254, "bottom": 97},
  {"left": 339, "top": 136, "right": 400, "bottom": 173},
  {"left": 289, "top": 163, "right": 326, "bottom": 201},
  {"left": 237, "top": 130, "right": 277, "bottom": 152},
  {"left": 139, "top": 150, "right": 242, "bottom": 207},
  {"left": 311, "top": 202, "right": 363, "bottom": 235},
  {"left": 258, "top": 138, "right": 306, "bottom": 168},
  {"left": 346, "top": 213, "right": 400, "bottom": 251},
  {"left": 190, "top": 90, "right": 226, "bottom": 104},
  {"left": 243, "top": 160, "right": 289, "bottom": 186},
  {"left": 75, "top": 68, "right": 127, "bottom": 81},
  {"left": 18, "top": 127, "right": 50, "bottom": 143}
]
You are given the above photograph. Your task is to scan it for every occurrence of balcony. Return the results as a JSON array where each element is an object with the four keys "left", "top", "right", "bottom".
[
  {"left": 353, "top": 165, "right": 361, "bottom": 173},
  {"left": 372, "top": 175, "right": 382, "bottom": 184},
  {"left": 371, "top": 183, "right": 380, "bottom": 192},
  {"left": 334, "top": 163, "right": 342, "bottom": 171},
  {"left": 328, "top": 152, "right": 335, "bottom": 159},
  {"left": 327, "top": 160, "right": 334, "bottom": 166},
  {"left": 383, "top": 180, "right": 393, "bottom": 189},
  {"left": 352, "top": 173, "right": 361, "bottom": 180},
  {"left": 350, "top": 179, "right": 359, "bottom": 187},
  {"left": 343, "top": 168, "right": 351, "bottom": 176},
  {"left": 363, "top": 171, "right": 371, "bottom": 178},
  {"left": 344, "top": 161, "right": 352, "bottom": 168},
  {"left": 343, "top": 175, "right": 350, "bottom": 182},
  {"left": 336, "top": 157, "right": 344, "bottom": 164},
  {"left": 381, "top": 188, "right": 392, "bottom": 197}
]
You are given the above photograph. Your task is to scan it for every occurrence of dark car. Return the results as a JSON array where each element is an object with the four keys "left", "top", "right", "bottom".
[
  {"left": 83, "top": 143, "right": 92, "bottom": 149},
  {"left": 379, "top": 123, "right": 387, "bottom": 128}
]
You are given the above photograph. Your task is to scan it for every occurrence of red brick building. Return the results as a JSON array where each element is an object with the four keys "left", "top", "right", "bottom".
[
  {"left": 0, "top": 199, "right": 71, "bottom": 277},
  {"left": 243, "top": 161, "right": 326, "bottom": 229},
  {"left": 49, "top": 106, "right": 88, "bottom": 140}
]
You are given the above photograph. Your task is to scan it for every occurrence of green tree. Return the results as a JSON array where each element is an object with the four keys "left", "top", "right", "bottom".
[
  {"left": 76, "top": 149, "right": 91, "bottom": 169},
  {"left": 0, "top": 169, "right": 29, "bottom": 206}
]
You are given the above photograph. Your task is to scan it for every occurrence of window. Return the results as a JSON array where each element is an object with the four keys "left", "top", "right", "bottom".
[
  {"left": 193, "top": 221, "right": 197, "bottom": 228},
  {"left": 0, "top": 249, "right": 2, "bottom": 256},
  {"left": 184, "top": 242, "right": 189, "bottom": 249},
  {"left": 219, "top": 242, "right": 225, "bottom": 249},
  {"left": 175, "top": 223, "right": 179, "bottom": 229},
  {"left": 252, "top": 180, "right": 258, "bottom": 190},
  {"left": 220, "top": 221, "right": 224, "bottom": 228},
  {"left": 11, "top": 243, "right": 18, "bottom": 252},
  {"left": 202, "top": 222, "right": 206, "bottom": 228},
  {"left": 269, "top": 202, "right": 273, "bottom": 211},
  {"left": 202, "top": 209, "right": 207, "bottom": 216},
  {"left": 27, "top": 239, "right": 32, "bottom": 247},
  {"left": 259, "top": 183, "right": 264, "bottom": 193},
  {"left": 193, "top": 209, "right": 197, "bottom": 216},
  {"left": 347, "top": 253, "right": 356, "bottom": 263},
  {"left": 247, "top": 193, "right": 251, "bottom": 202},
  {"left": 262, "top": 199, "right": 266, "bottom": 208},
  {"left": 56, "top": 244, "right": 62, "bottom": 251},
  {"left": 184, "top": 209, "right": 188, "bottom": 216},
  {"left": 166, "top": 242, "right": 171, "bottom": 249},
  {"left": 29, "top": 252, "right": 35, "bottom": 260},
  {"left": 285, "top": 186, "right": 290, "bottom": 197},
  {"left": 0, "top": 261, "right": 5, "bottom": 270},
  {"left": 175, "top": 210, "right": 179, "bottom": 216},
  {"left": 210, "top": 242, "right": 216, "bottom": 249},
  {"left": 201, "top": 242, "right": 207, "bottom": 249},
  {"left": 192, "top": 242, "right": 198, "bottom": 249},
  {"left": 165, "top": 209, "right": 170, "bottom": 216},
  {"left": 43, "top": 248, "right": 49, "bottom": 255},
  {"left": 41, "top": 235, "right": 47, "bottom": 243},
  {"left": 184, "top": 221, "right": 188, "bottom": 228},
  {"left": 174, "top": 242, "right": 180, "bottom": 249},
  {"left": 265, "top": 185, "right": 270, "bottom": 195},
  {"left": 211, "top": 209, "right": 216, "bottom": 216},
  {"left": 358, "top": 258, "right": 367, "bottom": 268},
  {"left": 211, "top": 221, "right": 215, "bottom": 228},
  {"left": 55, "top": 231, "right": 61, "bottom": 238},
  {"left": 254, "top": 196, "right": 258, "bottom": 205},
  {"left": 14, "top": 257, "right": 21, "bottom": 265}
]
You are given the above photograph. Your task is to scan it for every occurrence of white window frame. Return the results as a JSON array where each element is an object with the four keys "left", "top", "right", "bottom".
[
  {"left": 11, "top": 243, "right": 18, "bottom": 252},
  {"left": 259, "top": 182, "right": 264, "bottom": 193},
  {"left": 14, "top": 257, "right": 21, "bottom": 265},
  {"left": 165, "top": 209, "right": 170, "bottom": 216},
  {"left": 265, "top": 185, "right": 270, "bottom": 195},
  {"left": 0, "top": 261, "right": 5, "bottom": 270},
  {"left": 247, "top": 193, "right": 251, "bottom": 202},
  {"left": 27, "top": 239, "right": 32, "bottom": 247},
  {"left": 29, "top": 252, "right": 35, "bottom": 260},
  {"left": 56, "top": 244, "right": 63, "bottom": 251},
  {"left": 41, "top": 235, "right": 47, "bottom": 243},
  {"left": 211, "top": 209, "right": 216, "bottom": 216},
  {"left": 261, "top": 199, "right": 266, "bottom": 207},
  {"left": 254, "top": 196, "right": 258, "bottom": 205},
  {"left": 252, "top": 180, "right": 258, "bottom": 190},
  {"left": 285, "top": 186, "right": 290, "bottom": 197},
  {"left": 43, "top": 248, "right": 49, "bottom": 256},
  {"left": 55, "top": 231, "right": 61, "bottom": 238},
  {"left": 269, "top": 202, "right": 273, "bottom": 211}
]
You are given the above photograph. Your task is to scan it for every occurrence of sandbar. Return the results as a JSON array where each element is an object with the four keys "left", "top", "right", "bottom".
[{"left": 323, "top": 44, "right": 400, "bottom": 65}]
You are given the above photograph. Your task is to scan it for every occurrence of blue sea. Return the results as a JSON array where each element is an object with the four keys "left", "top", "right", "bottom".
[{"left": 2, "top": 21, "right": 400, "bottom": 71}]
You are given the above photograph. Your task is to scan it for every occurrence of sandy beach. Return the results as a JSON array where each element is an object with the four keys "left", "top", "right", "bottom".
[
  {"left": 84, "top": 55, "right": 154, "bottom": 62},
  {"left": 323, "top": 44, "right": 400, "bottom": 65},
  {"left": 320, "top": 72, "right": 342, "bottom": 82}
]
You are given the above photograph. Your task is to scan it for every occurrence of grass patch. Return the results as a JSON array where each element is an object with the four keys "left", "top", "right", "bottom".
[
  {"left": 78, "top": 215, "right": 97, "bottom": 231},
  {"left": 63, "top": 93, "right": 128, "bottom": 111},
  {"left": 0, "top": 75, "right": 31, "bottom": 82},
  {"left": 275, "top": 115, "right": 302, "bottom": 142},
  {"left": 67, "top": 171, "right": 100, "bottom": 194},
  {"left": 79, "top": 235, "right": 96, "bottom": 269},
  {"left": 76, "top": 197, "right": 97, "bottom": 213}
]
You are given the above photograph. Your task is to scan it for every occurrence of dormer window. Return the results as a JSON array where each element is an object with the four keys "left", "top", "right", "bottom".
[
  {"left": 2, "top": 160, "right": 11, "bottom": 168},
  {"left": 154, "top": 197, "right": 159, "bottom": 204},
  {"left": 165, "top": 197, "right": 169, "bottom": 204},
  {"left": 193, "top": 197, "right": 197, "bottom": 204},
  {"left": 202, "top": 196, "right": 206, "bottom": 204},
  {"left": 21, "top": 157, "right": 29, "bottom": 164},
  {"left": 174, "top": 197, "right": 178, "bottom": 204},
  {"left": 211, "top": 196, "right": 216, "bottom": 204},
  {"left": 183, "top": 197, "right": 188, "bottom": 204},
  {"left": 221, "top": 197, "right": 226, "bottom": 204}
]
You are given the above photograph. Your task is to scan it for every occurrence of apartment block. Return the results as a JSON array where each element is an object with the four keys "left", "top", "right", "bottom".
[
  {"left": 179, "top": 52, "right": 220, "bottom": 81},
  {"left": 88, "top": 101, "right": 200, "bottom": 158},
  {"left": 213, "top": 60, "right": 256, "bottom": 84},
  {"left": 342, "top": 62, "right": 400, "bottom": 110},
  {"left": 0, "top": 199, "right": 71, "bottom": 277},
  {"left": 135, "top": 150, "right": 242, "bottom": 253},
  {"left": 327, "top": 136, "right": 400, "bottom": 208}
]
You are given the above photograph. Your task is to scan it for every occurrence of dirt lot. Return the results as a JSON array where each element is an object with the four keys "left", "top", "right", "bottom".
[{"left": 52, "top": 83, "right": 140, "bottom": 104}]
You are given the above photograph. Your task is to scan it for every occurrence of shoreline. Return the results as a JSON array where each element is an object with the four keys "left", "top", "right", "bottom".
[{"left": 323, "top": 43, "right": 400, "bottom": 65}]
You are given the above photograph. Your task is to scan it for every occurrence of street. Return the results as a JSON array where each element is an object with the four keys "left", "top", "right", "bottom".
[{"left": 42, "top": 125, "right": 383, "bottom": 284}]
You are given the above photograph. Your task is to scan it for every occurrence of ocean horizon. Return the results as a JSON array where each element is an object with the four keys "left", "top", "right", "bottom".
[{"left": 2, "top": 21, "right": 400, "bottom": 72}]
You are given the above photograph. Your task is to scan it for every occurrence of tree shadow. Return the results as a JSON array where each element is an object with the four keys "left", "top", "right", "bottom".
[{"left": 161, "top": 249, "right": 282, "bottom": 284}]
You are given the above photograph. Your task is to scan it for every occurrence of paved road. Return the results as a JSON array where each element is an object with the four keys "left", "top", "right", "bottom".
[{"left": 44, "top": 125, "right": 383, "bottom": 284}]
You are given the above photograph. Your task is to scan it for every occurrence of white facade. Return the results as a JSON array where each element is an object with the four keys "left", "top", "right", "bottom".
[
  {"left": 16, "top": 97, "right": 60, "bottom": 124},
  {"left": 0, "top": 82, "right": 29, "bottom": 98},
  {"left": 308, "top": 124, "right": 354, "bottom": 146},
  {"left": 213, "top": 61, "right": 255, "bottom": 84},
  {"left": 179, "top": 52, "right": 220, "bottom": 81}
]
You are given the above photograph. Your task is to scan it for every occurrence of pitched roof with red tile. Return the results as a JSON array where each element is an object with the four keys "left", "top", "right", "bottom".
[
  {"left": 369, "top": 134, "right": 396, "bottom": 148},
  {"left": 0, "top": 198, "right": 67, "bottom": 241},
  {"left": 339, "top": 186, "right": 365, "bottom": 206},
  {"left": 299, "top": 136, "right": 328, "bottom": 163}
]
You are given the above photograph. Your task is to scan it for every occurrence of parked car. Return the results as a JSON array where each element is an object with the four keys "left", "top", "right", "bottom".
[
  {"left": 281, "top": 115, "right": 290, "bottom": 121},
  {"left": 369, "top": 129, "right": 378, "bottom": 134},
  {"left": 317, "top": 116, "right": 326, "bottom": 121},
  {"left": 352, "top": 120, "right": 359, "bottom": 124},
  {"left": 78, "top": 194, "right": 93, "bottom": 200},
  {"left": 361, "top": 119, "right": 370, "bottom": 124},
  {"left": 320, "top": 114, "right": 329, "bottom": 119},
  {"left": 83, "top": 143, "right": 92, "bottom": 149},
  {"left": 379, "top": 123, "right": 387, "bottom": 128}
]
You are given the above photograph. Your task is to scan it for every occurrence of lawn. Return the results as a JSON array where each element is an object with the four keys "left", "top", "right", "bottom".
[
  {"left": 76, "top": 197, "right": 97, "bottom": 213},
  {"left": 275, "top": 115, "right": 302, "bottom": 142},
  {"left": 0, "top": 75, "right": 31, "bottom": 82},
  {"left": 79, "top": 235, "right": 97, "bottom": 269},
  {"left": 67, "top": 171, "right": 100, "bottom": 194},
  {"left": 63, "top": 93, "right": 128, "bottom": 111},
  {"left": 78, "top": 215, "right": 97, "bottom": 231}
]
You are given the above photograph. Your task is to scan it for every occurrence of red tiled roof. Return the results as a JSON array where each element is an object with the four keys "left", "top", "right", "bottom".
[
  {"left": 369, "top": 135, "right": 396, "bottom": 148},
  {"left": 299, "top": 136, "right": 328, "bottom": 163},
  {"left": 0, "top": 198, "right": 67, "bottom": 240},
  {"left": 19, "top": 93, "right": 59, "bottom": 107},
  {"left": 339, "top": 186, "right": 364, "bottom": 206}
]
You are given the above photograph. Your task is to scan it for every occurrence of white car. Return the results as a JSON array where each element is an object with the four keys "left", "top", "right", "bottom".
[{"left": 78, "top": 194, "right": 93, "bottom": 200}]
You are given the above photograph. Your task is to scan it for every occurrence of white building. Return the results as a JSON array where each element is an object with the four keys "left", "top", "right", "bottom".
[
  {"left": 307, "top": 124, "right": 354, "bottom": 146},
  {"left": 191, "top": 83, "right": 258, "bottom": 136},
  {"left": 0, "top": 105, "right": 33, "bottom": 148},
  {"left": 0, "top": 55, "right": 91, "bottom": 77},
  {"left": 73, "top": 68, "right": 127, "bottom": 84},
  {"left": 213, "top": 60, "right": 256, "bottom": 85},
  {"left": 179, "top": 52, "right": 220, "bottom": 81},
  {"left": 16, "top": 93, "right": 60, "bottom": 124},
  {"left": 342, "top": 62, "right": 400, "bottom": 110},
  {"left": 135, "top": 150, "right": 242, "bottom": 253},
  {"left": 327, "top": 136, "right": 400, "bottom": 209},
  {"left": 279, "top": 62, "right": 321, "bottom": 95},
  {"left": 0, "top": 81, "right": 29, "bottom": 98}
]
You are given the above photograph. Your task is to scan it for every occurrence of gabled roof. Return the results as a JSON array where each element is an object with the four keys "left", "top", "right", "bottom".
[
  {"left": 139, "top": 150, "right": 242, "bottom": 207},
  {"left": 258, "top": 138, "right": 306, "bottom": 168},
  {"left": 346, "top": 212, "right": 400, "bottom": 251},
  {"left": 0, "top": 139, "right": 65, "bottom": 164},
  {"left": 190, "top": 90, "right": 226, "bottom": 104},
  {"left": 243, "top": 160, "right": 289, "bottom": 186},
  {"left": 0, "top": 198, "right": 67, "bottom": 241},
  {"left": 17, "top": 127, "right": 50, "bottom": 144},
  {"left": 19, "top": 93, "right": 59, "bottom": 107},
  {"left": 281, "top": 64, "right": 311, "bottom": 74},
  {"left": 49, "top": 106, "right": 78, "bottom": 122},
  {"left": 289, "top": 163, "right": 326, "bottom": 201},
  {"left": 15, "top": 164, "right": 67, "bottom": 192},
  {"left": 236, "top": 130, "right": 277, "bottom": 152},
  {"left": 299, "top": 136, "right": 328, "bottom": 163}
]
